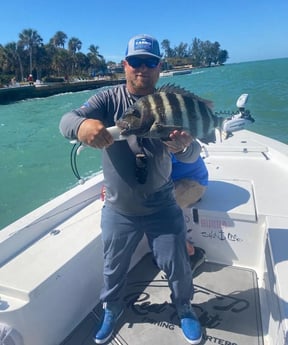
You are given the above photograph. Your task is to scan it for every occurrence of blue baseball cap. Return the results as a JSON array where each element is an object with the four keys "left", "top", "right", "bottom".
[{"left": 125, "top": 34, "right": 162, "bottom": 59}]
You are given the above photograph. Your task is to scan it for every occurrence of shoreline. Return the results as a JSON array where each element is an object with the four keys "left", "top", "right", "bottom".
[
  {"left": 0, "top": 64, "right": 225, "bottom": 105},
  {"left": 0, "top": 78, "right": 126, "bottom": 105}
]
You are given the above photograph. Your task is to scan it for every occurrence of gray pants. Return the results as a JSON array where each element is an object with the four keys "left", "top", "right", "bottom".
[{"left": 100, "top": 204, "right": 193, "bottom": 310}]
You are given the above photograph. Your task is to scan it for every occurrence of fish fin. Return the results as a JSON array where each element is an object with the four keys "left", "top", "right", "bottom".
[
  {"left": 156, "top": 83, "right": 213, "bottom": 110},
  {"left": 150, "top": 123, "right": 184, "bottom": 138},
  {"left": 157, "top": 83, "right": 194, "bottom": 97}
]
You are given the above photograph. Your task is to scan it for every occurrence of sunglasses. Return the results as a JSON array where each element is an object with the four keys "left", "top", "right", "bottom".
[{"left": 126, "top": 56, "right": 160, "bottom": 69}]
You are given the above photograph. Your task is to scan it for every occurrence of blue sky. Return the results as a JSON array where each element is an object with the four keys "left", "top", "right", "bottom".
[{"left": 1, "top": 0, "right": 287, "bottom": 64}]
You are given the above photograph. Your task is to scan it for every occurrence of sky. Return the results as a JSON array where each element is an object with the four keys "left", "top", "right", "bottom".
[{"left": 0, "top": 0, "right": 287, "bottom": 64}]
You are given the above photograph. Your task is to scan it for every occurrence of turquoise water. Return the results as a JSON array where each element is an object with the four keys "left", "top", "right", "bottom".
[{"left": 1, "top": 58, "right": 287, "bottom": 229}]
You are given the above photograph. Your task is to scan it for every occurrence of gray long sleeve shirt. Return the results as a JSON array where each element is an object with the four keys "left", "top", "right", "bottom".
[{"left": 59, "top": 84, "right": 201, "bottom": 215}]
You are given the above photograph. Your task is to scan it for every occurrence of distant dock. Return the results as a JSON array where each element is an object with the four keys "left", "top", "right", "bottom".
[{"left": 160, "top": 69, "right": 192, "bottom": 77}]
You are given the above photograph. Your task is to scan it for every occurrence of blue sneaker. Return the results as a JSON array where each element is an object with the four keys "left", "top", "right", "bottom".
[
  {"left": 178, "top": 304, "right": 202, "bottom": 344},
  {"left": 93, "top": 305, "right": 124, "bottom": 344}
]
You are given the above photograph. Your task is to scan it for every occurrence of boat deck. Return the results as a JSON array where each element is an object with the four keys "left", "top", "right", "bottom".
[
  {"left": 60, "top": 130, "right": 288, "bottom": 345},
  {"left": 1, "top": 130, "right": 288, "bottom": 345},
  {"left": 61, "top": 253, "right": 263, "bottom": 345}
]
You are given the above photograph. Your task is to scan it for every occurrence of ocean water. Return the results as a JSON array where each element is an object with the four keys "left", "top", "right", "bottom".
[{"left": 0, "top": 58, "right": 287, "bottom": 229}]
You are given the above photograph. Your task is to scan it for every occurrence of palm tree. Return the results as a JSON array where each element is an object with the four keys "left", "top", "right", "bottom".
[
  {"left": 68, "top": 37, "right": 82, "bottom": 76},
  {"left": 4, "top": 42, "right": 24, "bottom": 81},
  {"left": 68, "top": 37, "right": 82, "bottom": 55},
  {"left": 74, "top": 52, "right": 89, "bottom": 76},
  {"left": 87, "top": 44, "right": 105, "bottom": 76},
  {"left": 52, "top": 48, "right": 72, "bottom": 76},
  {"left": 18, "top": 28, "right": 43, "bottom": 75},
  {"left": 50, "top": 31, "right": 67, "bottom": 48},
  {"left": 88, "top": 45, "right": 103, "bottom": 59}
]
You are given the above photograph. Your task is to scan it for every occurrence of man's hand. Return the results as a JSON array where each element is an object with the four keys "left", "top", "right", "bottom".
[
  {"left": 77, "top": 119, "right": 114, "bottom": 149},
  {"left": 162, "top": 130, "right": 193, "bottom": 153}
]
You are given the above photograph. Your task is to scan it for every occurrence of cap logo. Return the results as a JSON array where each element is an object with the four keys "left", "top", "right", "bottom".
[{"left": 134, "top": 38, "right": 152, "bottom": 52}]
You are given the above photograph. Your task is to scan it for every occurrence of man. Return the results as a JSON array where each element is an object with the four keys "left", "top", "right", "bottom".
[{"left": 59, "top": 34, "right": 202, "bottom": 345}]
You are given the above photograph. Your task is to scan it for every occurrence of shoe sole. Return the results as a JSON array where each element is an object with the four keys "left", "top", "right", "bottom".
[
  {"left": 93, "top": 309, "right": 124, "bottom": 344},
  {"left": 183, "top": 333, "right": 202, "bottom": 345}
]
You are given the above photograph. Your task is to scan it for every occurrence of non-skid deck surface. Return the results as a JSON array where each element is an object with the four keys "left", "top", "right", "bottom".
[{"left": 62, "top": 253, "right": 263, "bottom": 345}]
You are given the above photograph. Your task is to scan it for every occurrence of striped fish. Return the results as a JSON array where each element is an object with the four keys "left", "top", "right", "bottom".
[{"left": 116, "top": 84, "right": 225, "bottom": 144}]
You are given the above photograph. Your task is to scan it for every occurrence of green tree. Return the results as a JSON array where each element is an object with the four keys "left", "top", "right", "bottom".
[
  {"left": 68, "top": 37, "right": 82, "bottom": 76},
  {"left": 161, "top": 39, "right": 174, "bottom": 58},
  {"left": 88, "top": 45, "right": 103, "bottom": 60},
  {"left": 211, "top": 41, "right": 221, "bottom": 64},
  {"left": 1, "top": 28, "right": 230, "bottom": 83},
  {"left": 174, "top": 42, "right": 188, "bottom": 58},
  {"left": 189, "top": 38, "right": 203, "bottom": 67},
  {"left": 50, "top": 31, "right": 67, "bottom": 48},
  {"left": 74, "top": 52, "right": 89, "bottom": 76},
  {"left": 68, "top": 37, "right": 82, "bottom": 54},
  {"left": 52, "top": 48, "right": 72, "bottom": 76},
  {"left": 218, "top": 49, "right": 229, "bottom": 64},
  {"left": 0, "top": 45, "right": 8, "bottom": 85},
  {"left": 34, "top": 44, "right": 53, "bottom": 80},
  {"left": 3, "top": 42, "right": 24, "bottom": 81},
  {"left": 87, "top": 44, "right": 105, "bottom": 76},
  {"left": 18, "top": 28, "right": 43, "bottom": 75}
]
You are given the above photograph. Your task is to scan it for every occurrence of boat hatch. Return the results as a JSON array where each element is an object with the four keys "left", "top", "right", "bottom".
[{"left": 62, "top": 253, "right": 263, "bottom": 345}]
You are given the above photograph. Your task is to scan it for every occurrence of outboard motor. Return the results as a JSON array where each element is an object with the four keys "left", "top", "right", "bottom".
[{"left": 222, "top": 94, "right": 255, "bottom": 134}]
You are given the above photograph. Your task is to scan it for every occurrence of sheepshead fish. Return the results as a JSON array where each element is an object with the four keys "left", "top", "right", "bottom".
[{"left": 116, "top": 84, "right": 224, "bottom": 143}]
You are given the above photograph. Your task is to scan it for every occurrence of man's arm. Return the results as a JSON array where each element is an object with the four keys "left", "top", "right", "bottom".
[
  {"left": 77, "top": 119, "right": 114, "bottom": 149},
  {"left": 162, "top": 130, "right": 201, "bottom": 163}
]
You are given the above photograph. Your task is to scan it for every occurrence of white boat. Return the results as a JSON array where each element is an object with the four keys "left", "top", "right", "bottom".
[
  {"left": 1, "top": 101, "right": 288, "bottom": 345},
  {"left": 160, "top": 69, "right": 192, "bottom": 77}
]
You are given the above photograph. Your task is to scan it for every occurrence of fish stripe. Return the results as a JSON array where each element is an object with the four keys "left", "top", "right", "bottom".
[
  {"left": 198, "top": 100, "right": 212, "bottom": 137},
  {"left": 139, "top": 95, "right": 153, "bottom": 119},
  {"left": 165, "top": 93, "right": 183, "bottom": 126},
  {"left": 175, "top": 94, "right": 189, "bottom": 129},
  {"left": 149, "top": 93, "right": 166, "bottom": 123},
  {"left": 182, "top": 95, "right": 200, "bottom": 138},
  {"left": 194, "top": 100, "right": 203, "bottom": 139},
  {"left": 156, "top": 93, "right": 173, "bottom": 125}
]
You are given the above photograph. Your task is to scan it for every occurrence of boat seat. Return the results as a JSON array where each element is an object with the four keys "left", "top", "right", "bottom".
[
  {"left": 183, "top": 179, "right": 265, "bottom": 270},
  {"left": 191, "top": 178, "right": 257, "bottom": 222}
]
